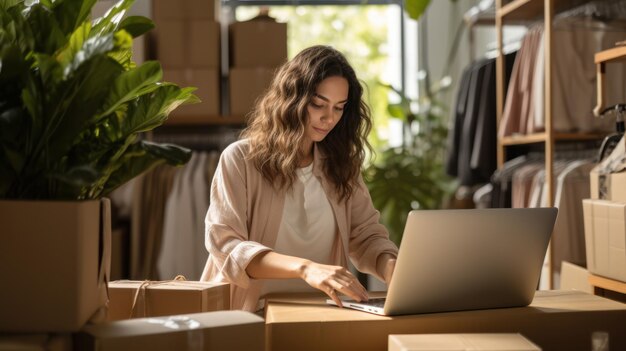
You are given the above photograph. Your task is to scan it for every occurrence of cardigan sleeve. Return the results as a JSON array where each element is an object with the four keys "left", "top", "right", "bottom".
[
  {"left": 204, "top": 143, "right": 272, "bottom": 288},
  {"left": 347, "top": 173, "right": 399, "bottom": 281}
]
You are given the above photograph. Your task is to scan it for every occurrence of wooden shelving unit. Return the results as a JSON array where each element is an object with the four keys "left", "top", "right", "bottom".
[
  {"left": 594, "top": 46, "right": 626, "bottom": 117},
  {"left": 495, "top": 0, "right": 604, "bottom": 288},
  {"left": 589, "top": 274, "right": 626, "bottom": 296}
]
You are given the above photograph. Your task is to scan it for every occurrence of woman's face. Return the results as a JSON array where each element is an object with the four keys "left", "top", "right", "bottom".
[{"left": 304, "top": 75, "right": 349, "bottom": 146}]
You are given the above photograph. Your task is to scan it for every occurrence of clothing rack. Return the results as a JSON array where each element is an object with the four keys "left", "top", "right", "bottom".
[{"left": 495, "top": 0, "right": 617, "bottom": 288}]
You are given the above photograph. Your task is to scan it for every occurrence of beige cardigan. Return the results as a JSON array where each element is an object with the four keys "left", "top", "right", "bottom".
[{"left": 200, "top": 139, "right": 399, "bottom": 311}]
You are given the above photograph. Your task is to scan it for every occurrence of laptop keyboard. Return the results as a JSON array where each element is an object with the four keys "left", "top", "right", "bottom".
[{"left": 364, "top": 298, "right": 386, "bottom": 307}]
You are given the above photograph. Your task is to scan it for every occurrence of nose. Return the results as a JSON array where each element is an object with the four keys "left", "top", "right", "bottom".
[{"left": 321, "top": 106, "right": 337, "bottom": 124}]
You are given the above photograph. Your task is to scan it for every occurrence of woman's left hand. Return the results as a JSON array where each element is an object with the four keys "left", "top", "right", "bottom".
[{"left": 377, "top": 254, "right": 397, "bottom": 286}]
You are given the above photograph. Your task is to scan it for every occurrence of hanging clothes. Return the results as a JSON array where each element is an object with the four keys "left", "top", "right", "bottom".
[
  {"left": 500, "top": 17, "right": 626, "bottom": 137},
  {"left": 446, "top": 51, "right": 517, "bottom": 186}
]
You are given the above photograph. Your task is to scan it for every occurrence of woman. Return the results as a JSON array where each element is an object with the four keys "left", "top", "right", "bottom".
[{"left": 201, "top": 45, "right": 398, "bottom": 312}]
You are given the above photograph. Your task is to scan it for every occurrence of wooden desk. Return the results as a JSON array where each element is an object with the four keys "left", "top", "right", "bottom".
[
  {"left": 265, "top": 290, "right": 626, "bottom": 351},
  {"left": 589, "top": 273, "right": 626, "bottom": 304}
]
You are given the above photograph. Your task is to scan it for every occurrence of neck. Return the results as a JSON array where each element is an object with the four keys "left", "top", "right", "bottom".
[{"left": 299, "top": 142, "right": 314, "bottom": 167}]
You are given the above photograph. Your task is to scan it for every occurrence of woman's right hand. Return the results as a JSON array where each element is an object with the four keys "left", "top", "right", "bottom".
[{"left": 300, "top": 260, "right": 369, "bottom": 307}]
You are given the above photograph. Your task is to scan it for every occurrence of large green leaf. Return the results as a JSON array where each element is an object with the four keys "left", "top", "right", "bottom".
[
  {"left": 97, "top": 140, "right": 191, "bottom": 198},
  {"left": 123, "top": 84, "right": 199, "bottom": 134},
  {"left": 405, "top": 0, "right": 431, "bottom": 21},
  {"left": 119, "top": 15, "right": 154, "bottom": 38},
  {"left": 53, "top": 0, "right": 97, "bottom": 36},
  {"left": 24, "top": 4, "right": 65, "bottom": 54},
  {"left": 95, "top": 61, "right": 162, "bottom": 121},
  {"left": 90, "top": 0, "right": 134, "bottom": 38}
]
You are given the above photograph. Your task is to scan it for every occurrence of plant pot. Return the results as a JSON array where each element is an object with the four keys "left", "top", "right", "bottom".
[{"left": 0, "top": 199, "right": 111, "bottom": 332}]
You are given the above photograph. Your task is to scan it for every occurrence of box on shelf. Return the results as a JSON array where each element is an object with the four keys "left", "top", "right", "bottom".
[
  {"left": 590, "top": 134, "right": 626, "bottom": 202},
  {"left": 583, "top": 199, "right": 626, "bottom": 282},
  {"left": 264, "top": 290, "right": 626, "bottom": 351},
  {"left": 106, "top": 279, "right": 230, "bottom": 321},
  {"left": 154, "top": 20, "right": 220, "bottom": 69},
  {"left": 229, "top": 16, "right": 287, "bottom": 68},
  {"left": 189, "top": 20, "right": 221, "bottom": 68},
  {"left": 0, "top": 199, "right": 111, "bottom": 332},
  {"left": 164, "top": 69, "right": 221, "bottom": 118},
  {"left": 229, "top": 67, "right": 275, "bottom": 116},
  {"left": 76, "top": 311, "right": 264, "bottom": 351},
  {"left": 153, "top": 0, "right": 216, "bottom": 21},
  {"left": 388, "top": 334, "right": 541, "bottom": 351},
  {"left": 590, "top": 170, "right": 626, "bottom": 203}
]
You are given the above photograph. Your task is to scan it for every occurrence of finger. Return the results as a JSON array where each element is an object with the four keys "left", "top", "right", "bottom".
[
  {"left": 334, "top": 276, "right": 368, "bottom": 301},
  {"left": 330, "top": 280, "right": 365, "bottom": 303},
  {"left": 325, "top": 286, "right": 343, "bottom": 308}
]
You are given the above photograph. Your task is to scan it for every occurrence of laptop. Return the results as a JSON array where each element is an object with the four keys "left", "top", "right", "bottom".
[{"left": 327, "top": 207, "right": 558, "bottom": 316}]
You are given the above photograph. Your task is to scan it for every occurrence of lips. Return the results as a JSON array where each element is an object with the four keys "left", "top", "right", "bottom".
[{"left": 313, "top": 127, "right": 329, "bottom": 134}]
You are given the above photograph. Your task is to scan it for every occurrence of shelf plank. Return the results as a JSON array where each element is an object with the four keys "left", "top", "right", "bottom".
[
  {"left": 500, "top": 132, "right": 604, "bottom": 146},
  {"left": 500, "top": 132, "right": 547, "bottom": 145},
  {"left": 595, "top": 46, "right": 626, "bottom": 64},
  {"left": 497, "top": 0, "right": 577, "bottom": 22},
  {"left": 164, "top": 115, "right": 247, "bottom": 126},
  {"left": 589, "top": 274, "right": 626, "bottom": 295}
]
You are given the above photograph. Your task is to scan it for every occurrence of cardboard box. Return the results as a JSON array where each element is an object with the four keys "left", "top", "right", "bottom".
[
  {"left": 107, "top": 280, "right": 230, "bottom": 321},
  {"left": 560, "top": 261, "right": 592, "bottom": 293},
  {"left": 154, "top": 20, "right": 186, "bottom": 68},
  {"left": 0, "top": 199, "right": 110, "bottom": 332},
  {"left": 264, "top": 291, "right": 626, "bottom": 351},
  {"left": 153, "top": 0, "right": 216, "bottom": 21},
  {"left": 590, "top": 169, "right": 626, "bottom": 203},
  {"left": 0, "top": 334, "right": 72, "bottom": 351},
  {"left": 164, "top": 68, "right": 221, "bottom": 118},
  {"left": 583, "top": 199, "right": 626, "bottom": 282},
  {"left": 75, "top": 311, "right": 264, "bottom": 351},
  {"left": 388, "top": 334, "right": 541, "bottom": 351},
  {"left": 229, "top": 67, "right": 275, "bottom": 116},
  {"left": 189, "top": 20, "right": 221, "bottom": 68},
  {"left": 154, "top": 20, "right": 221, "bottom": 68},
  {"left": 229, "top": 17, "right": 287, "bottom": 68}
]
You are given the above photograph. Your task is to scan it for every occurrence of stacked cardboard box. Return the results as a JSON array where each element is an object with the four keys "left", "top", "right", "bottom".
[
  {"left": 583, "top": 135, "right": 626, "bottom": 283},
  {"left": 152, "top": 0, "right": 221, "bottom": 119},
  {"left": 228, "top": 14, "right": 287, "bottom": 117}
]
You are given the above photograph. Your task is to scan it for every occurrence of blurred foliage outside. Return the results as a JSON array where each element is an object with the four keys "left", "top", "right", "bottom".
[{"left": 236, "top": 5, "right": 395, "bottom": 150}]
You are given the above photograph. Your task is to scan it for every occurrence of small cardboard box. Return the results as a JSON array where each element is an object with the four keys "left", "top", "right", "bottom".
[
  {"left": 107, "top": 280, "right": 230, "bottom": 321},
  {"left": 590, "top": 169, "right": 626, "bottom": 203},
  {"left": 388, "top": 334, "right": 541, "bottom": 351},
  {"left": 229, "top": 16, "right": 287, "bottom": 68},
  {"left": 75, "top": 311, "right": 264, "bottom": 351},
  {"left": 164, "top": 68, "right": 221, "bottom": 118},
  {"left": 154, "top": 20, "right": 221, "bottom": 69},
  {"left": 153, "top": 0, "right": 216, "bottom": 21},
  {"left": 229, "top": 67, "right": 275, "bottom": 116},
  {"left": 189, "top": 20, "right": 221, "bottom": 68},
  {"left": 154, "top": 20, "right": 186, "bottom": 68},
  {"left": 0, "top": 200, "right": 110, "bottom": 332},
  {"left": 583, "top": 199, "right": 626, "bottom": 282},
  {"left": 264, "top": 290, "right": 626, "bottom": 351}
]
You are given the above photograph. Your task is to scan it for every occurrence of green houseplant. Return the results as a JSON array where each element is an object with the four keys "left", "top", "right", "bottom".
[
  {"left": 0, "top": 0, "right": 197, "bottom": 200},
  {"left": 365, "top": 82, "right": 456, "bottom": 245},
  {"left": 0, "top": 0, "right": 197, "bottom": 332}
]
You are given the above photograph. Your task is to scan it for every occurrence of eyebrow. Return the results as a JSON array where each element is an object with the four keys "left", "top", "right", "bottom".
[{"left": 313, "top": 93, "right": 348, "bottom": 104}]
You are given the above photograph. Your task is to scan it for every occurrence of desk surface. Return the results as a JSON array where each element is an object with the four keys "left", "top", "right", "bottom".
[{"left": 264, "top": 290, "right": 626, "bottom": 351}]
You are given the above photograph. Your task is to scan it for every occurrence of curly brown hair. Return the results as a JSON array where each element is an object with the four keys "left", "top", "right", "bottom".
[{"left": 241, "top": 45, "right": 372, "bottom": 202}]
